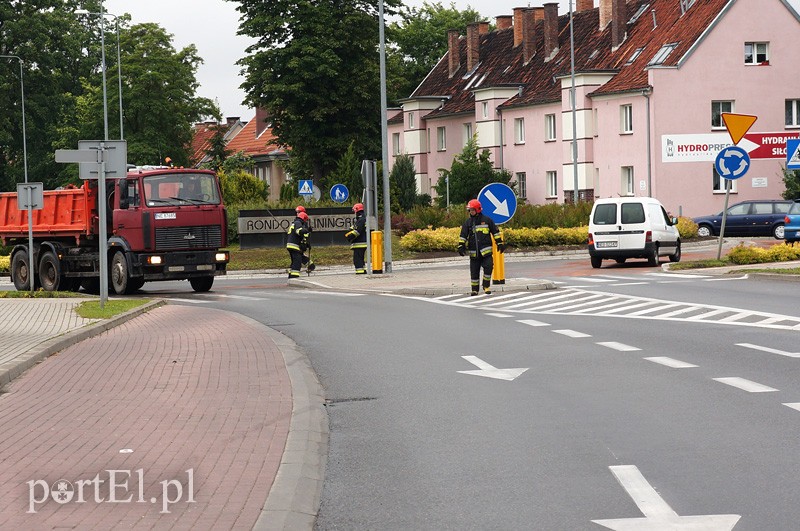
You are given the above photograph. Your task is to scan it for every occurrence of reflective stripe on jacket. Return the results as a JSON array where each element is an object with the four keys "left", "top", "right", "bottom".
[
  {"left": 286, "top": 218, "right": 310, "bottom": 252},
  {"left": 459, "top": 213, "right": 502, "bottom": 257},
  {"left": 345, "top": 213, "right": 368, "bottom": 249}
]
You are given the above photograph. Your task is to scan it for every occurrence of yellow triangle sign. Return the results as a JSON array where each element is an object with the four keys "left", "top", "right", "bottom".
[{"left": 721, "top": 113, "right": 757, "bottom": 145}]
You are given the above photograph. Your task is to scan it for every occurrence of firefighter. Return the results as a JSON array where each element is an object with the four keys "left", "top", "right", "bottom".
[
  {"left": 457, "top": 199, "right": 505, "bottom": 295},
  {"left": 344, "top": 203, "right": 368, "bottom": 274},
  {"left": 295, "top": 205, "right": 306, "bottom": 215},
  {"left": 286, "top": 211, "right": 312, "bottom": 278}
]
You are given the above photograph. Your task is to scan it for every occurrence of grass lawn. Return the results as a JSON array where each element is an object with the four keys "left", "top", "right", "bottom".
[{"left": 76, "top": 299, "right": 152, "bottom": 319}]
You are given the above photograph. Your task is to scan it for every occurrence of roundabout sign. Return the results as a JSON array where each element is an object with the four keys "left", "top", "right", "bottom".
[{"left": 714, "top": 145, "right": 750, "bottom": 180}]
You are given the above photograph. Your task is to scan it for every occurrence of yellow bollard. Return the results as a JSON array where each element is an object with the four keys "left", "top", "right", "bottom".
[
  {"left": 492, "top": 239, "right": 505, "bottom": 284},
  {"left": 371, "top": 230, "right": 384, "bottom": 274}
]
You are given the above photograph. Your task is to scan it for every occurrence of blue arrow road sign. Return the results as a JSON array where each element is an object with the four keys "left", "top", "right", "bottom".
[
  {"left": 330, "top": 183, "right": 349, "bottom": 203},
  {"left": 787, "top": 139, "right": 800, "bottom": 170},
  {"left": 715, "top": 146, "right": 750, "bottom": 180},
  {"left": 478, "top": 183, "right": 517, "bottom": 224},
  {"left": 298, "top": 180, "right": 314, "bottom": 195}
]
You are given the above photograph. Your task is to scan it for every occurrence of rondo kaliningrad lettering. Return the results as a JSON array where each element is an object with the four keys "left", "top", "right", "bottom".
[{"left": 238, "top": 214, "right": 355, "bottom": 234}]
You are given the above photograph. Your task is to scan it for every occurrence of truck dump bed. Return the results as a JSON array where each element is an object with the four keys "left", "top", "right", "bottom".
[{"left": 0, "top": 182, "right": 97, "bottom": 244}]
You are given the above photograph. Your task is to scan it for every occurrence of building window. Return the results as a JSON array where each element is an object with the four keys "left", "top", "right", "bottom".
[
  {"left": 787, "top": 100, "right": 800, "bottom": 127},
  {"left": 437, "top": 126, "right": 446, "bottom": 151},
  {"left": 515, "top": 172, "right": 527, "bottom": 199},
  {"left": 621, "top": 166, "right": 634, "bottom": 196},
  {"left": 392, "top": 132, "right": 401, "bottom": 155},
  {"left": 624, "top": 46, "right": 644, "bottom": 65},
  {"left": 514, "top": 118, "right": 525, "bottom": 144},
  {"left": 712, "top": 101, "right": 733, "bottom": 129},
  {"left": 713, "top": 168, "right": 737, "bottom": 193},
  {"left": 546, "top": 171, "right": 558, "bottom": 198},
  {"left": 648, "top": 43, "right": 677, "bottom": 66},
  {"left": 744, "top": 42, "right": 769, "bottom": 65},
  {"left": 463, "top": 123, "right": 473, "bottom": 146},
  {"left": 409, "top": 112, "right": 415, "bottom": 129},
  {"left": 593, "top": 109, "right": 599, "bottom": 137},
  {"left": 620, "top": 104, "right": 633, "bottom": 134},
  {"left": 545, "top": 114, "right": 556, "bottom": 141},
  {"left": 482, "top": 101, "right": 489, "bottom": 119}
]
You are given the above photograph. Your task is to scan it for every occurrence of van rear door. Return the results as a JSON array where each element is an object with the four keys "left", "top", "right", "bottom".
[
  {"left": 617, "top": 202, "right": 647, "bottom": 249},
  {"left": 591, "top": 203, "right": 620, "bottom": 250}
]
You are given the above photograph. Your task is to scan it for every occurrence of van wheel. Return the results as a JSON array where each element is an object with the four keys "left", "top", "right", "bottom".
[
  {"left": 648, "top": 245, "right": 659, "bottom": 266},
  {"left": 590, "top": 256, "right": 602, "bottom": 268},
  {"left": 669, "top": 241, "right": 681, "bottom": 263},
  {"left": 774, "top": 224, "right": 785, "bottom": 240},
  {"left": 614, "top": 258, "right": 626, "bottom": 264}
]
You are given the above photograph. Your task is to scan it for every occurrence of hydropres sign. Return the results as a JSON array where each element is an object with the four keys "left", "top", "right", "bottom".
[{"left": 662, "top": 132, "right": 800, "bottom": 162}]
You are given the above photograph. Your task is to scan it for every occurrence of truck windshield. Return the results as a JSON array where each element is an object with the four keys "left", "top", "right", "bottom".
[{"left": 142, "top": 173, "right": 221, "bottom": 206}]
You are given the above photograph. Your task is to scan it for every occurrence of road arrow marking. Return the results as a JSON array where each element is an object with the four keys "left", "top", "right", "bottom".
[
  {"left": 736, "top": 342, "right": 800, "bottom": 358},
  {"left": 458, "top": 355, "right": 528, "bottom": 381},
  {"left": 592, "top": 465, "right": 740, "bottom": 530},
  {"left": 484, "top": 190, "right": 510, "bottom": 217}
]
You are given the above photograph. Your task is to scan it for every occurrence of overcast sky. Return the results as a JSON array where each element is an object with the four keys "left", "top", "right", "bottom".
[{"left": 103, "top": 0, "right": 800, "bottom": 123}]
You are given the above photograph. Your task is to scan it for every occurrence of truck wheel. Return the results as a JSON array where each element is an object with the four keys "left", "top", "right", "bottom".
[
  {"left": 110, "top": 251, "right": 130, "bottom": 295},
  {"left": 189, "top": 276, "right": 214, "bottom": 292},
  {"left": 11, "top": 251, "right": 32, "bottom": 291},
  {"left": 38, "top": 251, "right": 61, "bottom": 292}
]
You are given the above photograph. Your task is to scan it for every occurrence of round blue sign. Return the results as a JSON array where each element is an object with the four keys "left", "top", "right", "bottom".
[
  {"left": 477, "top": 183, "right": 517, "bottom": 225},
  {"left": 330, "top": 184, "right": 349, "bottom": 203},
  {"left": 715, "top": 146, "right": 750, "bottom": 180}
]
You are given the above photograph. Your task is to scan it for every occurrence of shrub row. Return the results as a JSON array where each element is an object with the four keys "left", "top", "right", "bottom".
[
  {"left": 727, "top": 243, "right": 800, "bottom": 264},
  {"left": 0, "top": 255, "right": 9, "bottom": 273},
  {"left": 399, "top": 226, "right": 590, "bottom": 252}
]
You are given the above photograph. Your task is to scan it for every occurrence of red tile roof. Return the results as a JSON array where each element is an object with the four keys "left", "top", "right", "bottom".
[
  {"left": 225, "top": 117, "right": 288, "bottom": 158},
  {"left": 189, "top": 122, "right": 224, "bottom": 166}
]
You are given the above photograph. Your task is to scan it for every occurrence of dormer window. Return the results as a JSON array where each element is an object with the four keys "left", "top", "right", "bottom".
[
  {"left": 628, "top": 3, "right": 649, "bottom": 24},
  {"left": 648, "top": 43, "right": 678, "bottom": 66},
  {"left": 625, "top": 47, "right": 644, "bottom": 65}
]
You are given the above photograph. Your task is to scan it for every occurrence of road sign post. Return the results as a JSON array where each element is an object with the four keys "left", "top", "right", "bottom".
[
  {"left": 478, "top": 183, "right": 517, "bottom": 285},
  {"left": 16, "top": 182, "right": 43, "bottom": 293}
]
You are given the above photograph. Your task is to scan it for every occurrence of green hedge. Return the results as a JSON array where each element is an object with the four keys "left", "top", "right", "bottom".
[
  {"left": 0, "top": 254, "right": 8, "bottom": 273},
  {"left": 727, "top": 243, "right": 800, "bottom": 264},
  {"left": 399, "top": 226, "right": 590, "bottom": 252}
]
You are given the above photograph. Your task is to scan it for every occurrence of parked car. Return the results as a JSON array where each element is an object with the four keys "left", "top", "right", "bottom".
[
  {"left": 692, "top": 200, "right": 792, "bottom": 239},
  {"left": 588, "top": 197, "right": 680, "bottom": 268},
  {"left": 783, "top": 200, "right": 800, "bottom": 243}
]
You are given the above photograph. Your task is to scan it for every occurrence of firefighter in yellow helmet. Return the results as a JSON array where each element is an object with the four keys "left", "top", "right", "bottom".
[
  {"left": 344, "top": 203, "right": 368, "bottom": 274},
  {"left": 457, "top": 199, "right": 504, "bottom": 295}
]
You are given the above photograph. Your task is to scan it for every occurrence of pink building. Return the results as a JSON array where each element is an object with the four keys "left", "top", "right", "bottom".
[{"left": 387, "top": 0, "right": 800, "bottom": 217}]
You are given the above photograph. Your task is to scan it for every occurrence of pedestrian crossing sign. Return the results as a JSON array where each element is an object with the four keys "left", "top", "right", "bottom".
[
  {"left": 298, "top": 180, "right": 313, "bottom": 195},
  {"left": 787, "top": 139, "right": 800, "bottom": 170}
]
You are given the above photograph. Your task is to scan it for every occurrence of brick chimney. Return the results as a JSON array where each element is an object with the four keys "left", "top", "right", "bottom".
[
  {"left": 544, "top": 2, "right": 559, "bottom": 60},
  {"left": 599, "top": 0, "right": 611, "bottom": 29},
  {"left": 577, "top": 0, "right": 594, "bottom": 12},
  {"left": 522, "top": 8, "right": 536, "bottom": 64},
  {"left": 448, "top": 29, "right": 460, "bottom": 78},
  {"left": 533, "top": 7, "right": 545, "bottom": 22},
  {"left": 255, "top": 107, "right": 269, "bottom": 138},
  {"left": 479, "top": 21, "right": 489, "bottom": 34},
  {"left": 467, "top": 23, "right": 480, "bottom": 72},
  {"left": 611, "top": 0, "right": 627, "bottom": 49},
  {"left": 496, "top": 15, "right": 513, "bottom": 30},
  {"left": 513, "top": 7, "right": 526, "bottom": 48}
]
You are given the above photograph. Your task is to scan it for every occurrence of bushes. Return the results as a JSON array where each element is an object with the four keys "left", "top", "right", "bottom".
[
  {"left": 675, "top": 216, "right": 698, "bottom": 239},
  {"left": 727, "top": 243, "right": 800, "bottom": 264},
  {"left": 0, "top": 254, "right": 9, "bottom": 273},
  {"left": 399, "top": 225, "right": 589, "bottom": 252}
]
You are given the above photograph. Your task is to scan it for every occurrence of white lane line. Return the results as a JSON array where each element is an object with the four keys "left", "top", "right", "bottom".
[
  {"left": 596, "top": 274, "right": 642, "bottom": 280},
  {"left": 478, "top": 292, "right": 526, "bottom": 304},
  {"left": 297, "top": 290, "right": 365, "bottom": 297},
  {"left": 705, "top": 275, "right": 749, "bottom": 281},
  {"left": 485, "top": 312, "right": 513, "bottom": 318},
  {"left": 627, "top": 303, "right": 678, "bottom": 316},
  {"left": 686, "top": 308, "right": 730, "bottom": 321},
  {"left": 544, "top": 294, "right": 608, "bottom": 312},
  {"left": 503, "top": 291, "right": 584, "bottom": 310},
  {"left": 553, "top": 329, "right": 591, "bottom": 338},
  {"left": 597, "top": 341, "right": 641, "bottom": 352},
  {"left": 517, "top": 319, "right": 550, "bottom": 327},
  {"left": 434, "top": 293, "right": 464, "bottom": 300},
  {"left": 783, "top": 403, "right": 800, "bottom": 412},
  {"left": 612, "top": 282, "right": 649, "bottom": 286},
  {"left": 200, "top": 293, "right": 263, "bottom": 301},
  {"left": 646, "top": 272, "right": 702, "bottom": 278},
  {"left": 736, "top": 343, "right": 800, "bottom": 358},
  {"left": 713, "top": 377, "right": 778, "bottom": 393},
  {"left": 572, "top": 299, "right": 631, "bottom": 314},
  {"left": 654, "top": 306, "right": 701, "bottom": 318},
  {"left": 644, "top": 357, "right": 698, "bottom": 368},
  {"left": 572, "top": 276, "right": 617, "bottom": 283},
  {"left": 598, "top": 300, "right": 660, "bottom": 315},
  {"left": 165, "top": 298, "right": 211, "bottom": 304},
  {"left": 719, "top": 312, "right": 753, "bottom": 323}
]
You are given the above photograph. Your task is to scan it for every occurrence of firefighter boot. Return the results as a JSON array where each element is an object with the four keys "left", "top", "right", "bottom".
[{"left": 483, "top": 279, "right": 491, "bottom": 295}]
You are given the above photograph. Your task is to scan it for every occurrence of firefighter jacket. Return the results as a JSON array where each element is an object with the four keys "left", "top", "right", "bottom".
[
  {"left": 286, "top": 217, "right": 311, "bottom": 252},
  {"left": 459, "top": 213, "right": 503, "bottom": 257},
  {"left": 344, "top": 212, "right": 368, "bottom": 249}
]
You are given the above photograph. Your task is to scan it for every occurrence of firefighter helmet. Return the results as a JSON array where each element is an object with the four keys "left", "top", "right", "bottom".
[
  {"left": 295, "top": 205, "right": 306, "bottom": 213},
  {"left": 297, "top": 212, "right": 309, "bottom": 222},
  {"left": 352, "top": 203, "right": 364, "bottom": 213},
  {"left": 467, "top": 199, "right": 482, "bottom": 213}
]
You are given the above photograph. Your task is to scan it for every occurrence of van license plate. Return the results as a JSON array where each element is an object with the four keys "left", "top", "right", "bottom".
[{"left": 596, "top": 241, "right": 618, "bottom": 248}]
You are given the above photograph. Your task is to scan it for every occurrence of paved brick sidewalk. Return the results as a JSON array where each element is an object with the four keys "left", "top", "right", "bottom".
[{"left": 0, "top": 304, "right": 319, "bottom": 529}]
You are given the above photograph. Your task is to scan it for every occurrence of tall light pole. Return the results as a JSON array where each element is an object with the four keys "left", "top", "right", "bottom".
[
  {"left": 0, "top": 54, "right": 28, "bottom": 184},
  {"left": 76, "top": 8, "right": 123, "bottom": 139},
  {"left": 379, "top": 0, "right": 392, "bottom": 272}
]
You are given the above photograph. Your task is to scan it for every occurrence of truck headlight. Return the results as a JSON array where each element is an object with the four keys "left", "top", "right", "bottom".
[
  {"left": 147, "top": 256, "right": 163, "bottom": 265},
  {"left": 215, "top": 252, "right": 229, "bottom": 262}
]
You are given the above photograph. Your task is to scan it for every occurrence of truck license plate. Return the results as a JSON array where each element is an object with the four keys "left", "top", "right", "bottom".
[{"left": 595, "top": 241, "right": 618, "bottom": 248}]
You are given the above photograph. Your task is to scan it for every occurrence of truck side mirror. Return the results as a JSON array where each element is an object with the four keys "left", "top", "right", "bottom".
[{"left": 118, "top": 178, "right": 129, "bottom": 210}]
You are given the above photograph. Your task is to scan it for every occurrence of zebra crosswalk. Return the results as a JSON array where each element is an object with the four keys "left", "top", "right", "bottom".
[
  {"left": 427, "top": 288, "right": 800, "bottom": 330},
  {"left": 549, "top": 272, "right": 747, "bottom": 288}
]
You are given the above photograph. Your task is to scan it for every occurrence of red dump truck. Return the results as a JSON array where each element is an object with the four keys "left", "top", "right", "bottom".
[{"left": 0, "top": 167, "right": 229, "bottom": 294}]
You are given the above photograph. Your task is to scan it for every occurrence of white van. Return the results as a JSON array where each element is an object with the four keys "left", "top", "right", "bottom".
[{"left": 588, "top": 197, "right": 680, "bottom": 268}]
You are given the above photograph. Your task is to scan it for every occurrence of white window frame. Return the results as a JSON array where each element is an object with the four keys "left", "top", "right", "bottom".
[
  {"left": 648, "top": 43, "right": 677, "bottom": 66},
  {"left": 482, "top": 101, "right": 489, "bottom": 119},
  {"left": 392, "top": 132, "right": 401, "bottom": 155},
  {"left": 409, "top": 112, "right": 415, "bottom": 129},
  {"left": 514, "top": 118, "right": 525, "bottom": 144},
  {"left": 437, "top": 126, "right": 446, "bottom": 151},
  {"left": 625, "top": 47, "right": 644, "bottom": 65},
  {"left": 713, "top": 168, "right": 738, "bottom": 193},
  {"left": 515, "top": 172, "right": 527, "bottom": 199},
  {"left": 463, "top": 123, "right": 473, "bottom": 146},
  {"left": 545, "top": 114, "right": 556, "bottom": 141},
  {"left": 546, "top": 171, "right": 558, "bottom": 198},
  {"left": 621, "top": 166, "right": 634, "bottom": 196},
  {"left": 786, "top": 100, "right": 800, "bottom": 128},
  {"left": 620, "top": 104, "right": 633, "bottom": 134},
  {"left": 744, "top": 42, "right": 769, "bottom": 65},
  {"left": 712, "top": 101, "right": 733, "bottom": 129}
]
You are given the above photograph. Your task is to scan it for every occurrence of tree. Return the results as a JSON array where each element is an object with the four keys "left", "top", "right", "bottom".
[
  {"left": 434, "top": 136, "right": 513, "bottom": 208},
  {"left": 230, "top": 0, "right": 401, "bottom": 183},
  {"left": 389, "top": 153, "right": 418, "bottom": 211},
  {"left": 386, "top": 2, "right": 481, "bottom": 103},
  {"left": 202, "top": 124, "right": 232, "bottom": 171},
  {"left": 327, "top": 141, "right": 363, "bottom": 202}
]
